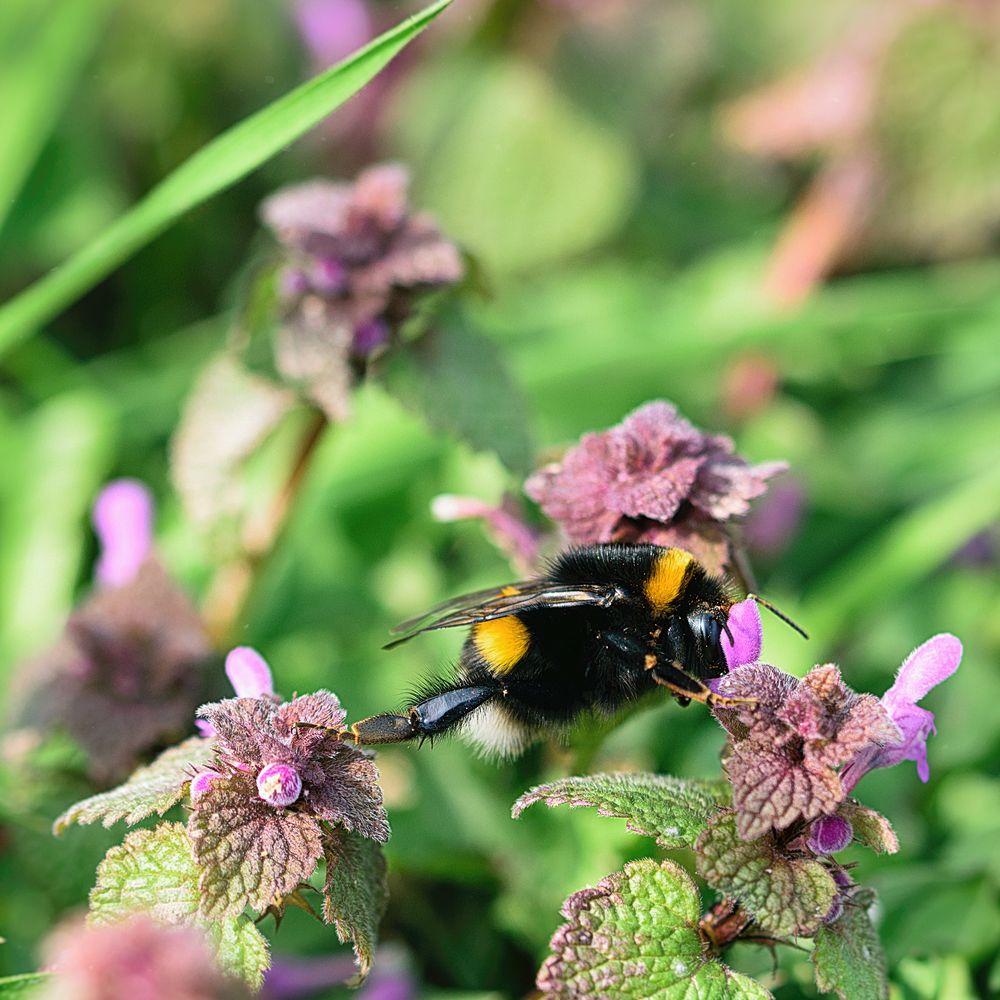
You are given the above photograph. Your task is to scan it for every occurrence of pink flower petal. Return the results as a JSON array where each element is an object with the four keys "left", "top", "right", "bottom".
[
  {"left": 92, "top": 480, "right": 154, "bottom": 588},
  {"left": 723, "top": 598, "right": 762, "bottom": 670},
  {"left": 224, "top": 646, "right": 275, "bottom": 699},
  {"left": 884, "top": 633, "right": 962, "bottom": 709}
]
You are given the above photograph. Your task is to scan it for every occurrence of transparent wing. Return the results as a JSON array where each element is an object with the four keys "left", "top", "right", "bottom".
[{"left": 384, "top": 579, "right": 621, "bottom": 649}]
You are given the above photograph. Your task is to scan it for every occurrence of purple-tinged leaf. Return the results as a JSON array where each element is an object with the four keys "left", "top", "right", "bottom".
[
  {"left": 55, "top": 736, "right": 215, "bottom": 833},
  {"left": 322, "top": 827, "right": 389, "bottom": 984},
  {"left": 696, "top": 810, "right": 837, "bottom": 937},
  {"left": 188, "top": 772, "right": 324, "bottom": 918}
]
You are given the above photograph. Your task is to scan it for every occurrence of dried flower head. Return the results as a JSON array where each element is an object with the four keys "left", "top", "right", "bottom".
[
  {"left": 10, "top": 484, "right": 210, "bottom": 783},
  {"left": 40, "top": 914, "right": 251, "bottom": 1000},
  {"left": 524, "top": 401, "right": 787, "bottom": 574},
  {"left": 260, "top": 164, "right": 464, "bottom": 421}
]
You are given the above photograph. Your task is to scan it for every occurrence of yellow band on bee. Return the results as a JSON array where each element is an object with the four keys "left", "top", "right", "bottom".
[
  {"left": 473, "top": 615, "right": 530, "bottom": 674},
  {"left": 644, "top": 548, "right": 694, "bottom": 613}
]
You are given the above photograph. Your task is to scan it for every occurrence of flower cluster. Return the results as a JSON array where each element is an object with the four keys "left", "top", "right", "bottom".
[
  {"left": 524, "top": 400, "right": 787, "bottom": 575},
  {"left": 260, "top": 163, "right": 465, "bottom": 420},
  {"left": 8, "top": 481, "right": 210, "bottom": 783}
]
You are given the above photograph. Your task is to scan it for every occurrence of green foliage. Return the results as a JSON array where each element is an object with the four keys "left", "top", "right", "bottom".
[
  {"left": 696, "top": 811, "right": 837, "bottom": 938},
  {"left": 54, "top": 737, "right": 214, "bottom": 832},
  {"left": 538, "top": 859, "right": 770, "bottom": 999},
  {"left": 90, "top": 823, "right": 270, "bottom": 988},
  {"left": 393, "top": 57, "right": 639, "bottom": 276},
  {"left": 0, "top": 0, "right": 453, "bottom": 356},
  {"left": 811, "top": 889, "right": 888, "bottom": 1000},
  {"left": 384, "top": 303, "right": 534, "bottom": 473},
  {"left": 839, "top": 801, "right": 898, "bottom": 856},
  {"left": 322, "top": 828, "right": 389, "bottom": 984},
  {"left": 512, "top": 772, "right": 729, "bottom": 849},
  {"left": 0, "top": 974, "right": 49, "bottom": 997}
]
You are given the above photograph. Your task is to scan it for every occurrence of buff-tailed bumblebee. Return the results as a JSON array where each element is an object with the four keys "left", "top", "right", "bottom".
[{"left": 352, "top": 543, "right": 806, "bottom": 755}]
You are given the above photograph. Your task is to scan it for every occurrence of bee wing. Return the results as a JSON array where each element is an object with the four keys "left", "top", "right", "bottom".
[{"left": 384, "top": 580, "right": 621, "bottom": 649}]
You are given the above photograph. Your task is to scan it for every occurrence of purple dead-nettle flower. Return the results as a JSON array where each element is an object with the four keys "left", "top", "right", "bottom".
[
  {"left": 189, "top": 659, "right": 389, "bottom": 916},
  {"left": 9, "top": 483, "right": 210, "bottom": 783},
  {"left": 260, "top": 164, "right": 464, "bottom": 422},
  {"left": 432, "top": 493, "right": 542, "bottom": 574},
  {"left": 92, "top": 479, "right": 154, "bottom": 588},
  {"left": 524, "top": 401, "right": 787, "bottom": 575},
  {"left": 722, "top": 598, "right": 762, "bottom": 671},
  {"left": 196, "top": 646, "right": 279, "bottom": 739},
  {"left": 841, "top": 633, "right": 962, "bottom": 791},
  {"left": 714, "top": 662, "right": 901, "bottom": 840}
]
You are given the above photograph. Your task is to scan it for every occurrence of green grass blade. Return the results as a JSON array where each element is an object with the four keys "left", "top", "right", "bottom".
[
  {"left": 0, "top": 0, "right": 452, "bottom": 358},
  {"left": 0, "top": 0, "right": 114, "bottom": 234}
]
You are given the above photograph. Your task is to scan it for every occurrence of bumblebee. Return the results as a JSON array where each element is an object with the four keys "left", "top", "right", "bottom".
[{"left": 352, "top": 543, "right": 805, "bottom": 755}]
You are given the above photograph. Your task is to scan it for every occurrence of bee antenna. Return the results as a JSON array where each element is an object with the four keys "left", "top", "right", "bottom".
[{"left": 749, "top": 594, "right": 808, "bottom": 640}]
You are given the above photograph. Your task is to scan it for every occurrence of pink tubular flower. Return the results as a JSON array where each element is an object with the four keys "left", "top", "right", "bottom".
[
  {"left": 524, "top": 401, "right": 787, "bottom": 575},
  {"left": 722, "top": 598, "right": 762, "bottom": 671},
  {"left": 92, "top": 479, "right": 154, "bottom": 588},
  {"left": 197, "top": 646, "right": 277, "bottom": 738},
  {"left": 841, "top": 634, "right": 962, "bottom": 791}
]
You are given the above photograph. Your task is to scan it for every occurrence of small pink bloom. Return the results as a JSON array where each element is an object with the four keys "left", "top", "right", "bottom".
[
  {"left": 256, "top": 762, "right": 303, "bottom": 808},
  {"left": 92, "top": 480, "right": 154, "bottom": 588},
  {"left": 432, "top": 493, "right": 541, "bottom": 573},
  {"left": 225, "top": 646, "right": 276, "bottom": 699}
]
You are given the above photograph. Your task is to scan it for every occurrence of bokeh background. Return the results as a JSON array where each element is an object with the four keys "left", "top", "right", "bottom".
[{"left": 2, "top": 0, "right": 1000, "bottom": 996}]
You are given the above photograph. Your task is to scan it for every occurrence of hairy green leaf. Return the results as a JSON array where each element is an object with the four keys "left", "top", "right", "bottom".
[
  {"left": 188, "top": 771, "right": 323, "bottom": 918},
  {"left": 538, "top": 858, "right": 771, "bottom": 999},
  {"left": 839, "top": 801, "right": 899, "bottom": 855},
  {"left": 696, "top": 811, "right": 837, "bottom": 937},
  {"left": 512, "top": 773, "right": 729, "bottom": 849},
  {"left": 322, "top": 827, "right": 389, "bottom": 984},
  {"left": 384, "top": 306, "right": 534, "bottom": 473},
  {"left": 54, "top": 736, "right": 214, "bottom": 833},
  {"left": 0, "top": 0, "right": 453, "bottom": 357},
  {"left": 812, "top": 889, "right": 888, "bottom": 1000},
  {"left": 90, "top": 823, "right": 270, "bottom": 988}
]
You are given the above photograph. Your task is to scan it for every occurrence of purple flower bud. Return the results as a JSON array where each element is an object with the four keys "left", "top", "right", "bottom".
[
  {"left": 92, "top": 480, "right": 154, "bottom": 588},
  {"left": 352, "top": 317, "right": 391, "bottom": 356},
  {"left": 257, "top": 762, "right": 303, "bottom": 808},
  {"left": 723, "top": 598, "right": 762, "bottom": 670},
  {"left": 225, "top": 647, "right": 275, "bottom": 699},
  {"left": 190, "top": 772, "right": 217, "bottom": 801},
  {"left": 807, "top": 814, "right": 853, "bottom": 855},
  {"left": 831, "top": 867, "right": 854, "bottom": 891},
  {"left": 294, "top": 0, "right": 372, "bottom": 68}
]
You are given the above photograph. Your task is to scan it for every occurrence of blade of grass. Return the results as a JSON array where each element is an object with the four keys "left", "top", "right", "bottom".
[
  {"left": 0, "top": 0, "right": 452, "bottom": 359},
  {"left": 0, "top": 0, "right": 114, "bottom": 234}
]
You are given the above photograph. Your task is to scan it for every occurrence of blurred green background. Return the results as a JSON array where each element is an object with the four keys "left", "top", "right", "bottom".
[{"left": 2, "top": 0, "right": 1000, "bottom": 997}]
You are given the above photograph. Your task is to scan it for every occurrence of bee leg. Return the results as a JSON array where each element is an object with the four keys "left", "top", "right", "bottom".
[
  {"left": 647, "top": 657, "right": 757, "bottom": 709},
  {"left": 351, "top": 684, "right": 496, "bottom": 745}
]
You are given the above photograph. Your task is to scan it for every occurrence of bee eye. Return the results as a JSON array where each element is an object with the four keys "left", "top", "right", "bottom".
[{"left": 689, "top": 613, "right": 721, "bottom": 649}]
